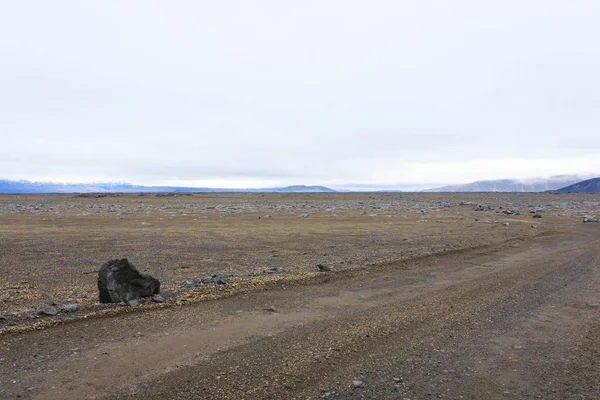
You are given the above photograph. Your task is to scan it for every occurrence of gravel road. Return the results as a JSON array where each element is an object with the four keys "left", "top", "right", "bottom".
[{"left": 1, "top": 223, "right": 598, "bottom": 399}]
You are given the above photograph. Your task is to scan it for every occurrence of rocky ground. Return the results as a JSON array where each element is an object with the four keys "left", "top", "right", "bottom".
[{"left": 0, "top": 192, "right": 599, "bottom": 399}]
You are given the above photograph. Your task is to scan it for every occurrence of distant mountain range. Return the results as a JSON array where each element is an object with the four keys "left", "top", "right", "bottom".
[
  {"left": 555, "top": 177, "right": 600, "bottom": 193},
  {"left": 0, "top": 180, "right": 336, "bottom": 194},
  {"left": 275, "top": 185, "right": 335, "bottom": 193},
  {"left": 3, "top": 176, "right": 599, "bottom": 194},
  {"left": 424, "top": 175, "right": 587, "bottom": 193}
]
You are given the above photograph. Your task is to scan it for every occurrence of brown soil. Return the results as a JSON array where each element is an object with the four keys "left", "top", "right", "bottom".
[{"left": 0, "top": 192, "right": 599, "bottom": 399}]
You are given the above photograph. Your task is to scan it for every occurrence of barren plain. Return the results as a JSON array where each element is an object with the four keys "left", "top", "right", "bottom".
[{"left": 0, "top": 192, "right": 599, "bottom": 399}]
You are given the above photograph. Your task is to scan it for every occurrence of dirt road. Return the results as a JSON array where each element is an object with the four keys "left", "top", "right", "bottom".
[{"left": 1, "top": 224, "right": 598, "bottom": 399}]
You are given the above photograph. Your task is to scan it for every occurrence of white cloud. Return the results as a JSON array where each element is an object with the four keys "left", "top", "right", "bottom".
[{"left": 0, "top": 1, "right": 599, "bottom": 187}]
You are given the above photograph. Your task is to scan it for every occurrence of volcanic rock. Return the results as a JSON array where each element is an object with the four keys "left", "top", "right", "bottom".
[{"left": 98, "top": 259, "right": 160, "bottom": 304}]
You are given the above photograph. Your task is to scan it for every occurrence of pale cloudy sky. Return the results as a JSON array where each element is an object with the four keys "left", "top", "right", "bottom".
[{"left": 1, "top": 1, "right": 598, "bottom": 189}]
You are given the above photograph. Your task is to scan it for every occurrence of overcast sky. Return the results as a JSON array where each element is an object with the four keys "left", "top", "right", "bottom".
[{"left": 1, "top": 1, "right": 599, "bottom": 188}]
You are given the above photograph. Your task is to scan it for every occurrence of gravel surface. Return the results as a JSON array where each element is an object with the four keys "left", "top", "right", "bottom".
[{"left": 0, "top": 193, "right": 599, "bottom": 399}]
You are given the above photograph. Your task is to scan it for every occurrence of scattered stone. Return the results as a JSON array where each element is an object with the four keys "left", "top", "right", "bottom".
[
  {"left": 392, "top": 377, "right": 401, "bottom": 382},
  {"left": 263, "top": 214, "right": 272, "bottom": 219},
  {"left": 266, "top": 305, "right": 277, "bottom": 313},
  {"left": 503, "top": 222, "right": 510, "bottom": 227},
  {"left": 267, "top": 267, "right": 281, "bottom": 274},
  {"left": 583, "top": 215, "right": 598, "bottom": 223},
  {"left": 533, "top": 213, "right": 543, "bottom": 218},
  {"left": 200, "top": 274, "right": 231, "bottom": 285},
  {"left": 97, "top": 259, "right": 161, "bottom": 304},
  {"left": 352, "top": 380, "right": 363, "bottom": 388},
  {"left": 299, "top": 213, "right": 309, "bottom": 218},
  {"left": 473, "top": 204, "right": 494, "bottom": 211},
  {"left": 180, "top": 280, "right": 196, "bottom": 289},
  {"left": 8, "top": 321, "right": 16, "bottom": 326},
  {"left": 586, "top": 303, "right": 600, "bottom": 308},
  {"left": 531, "top": 224, "right": 537, "bottom": 228},
  {"left": 126, "top": 299, "right": 139, "bottom": 307},
  {"left": 317, "top": 264, "right": 332, "bottom": 272},
  {"left": 151, "top": 294, "right": 166, "bottom": 303},
  {"left": 37, "top": 305, "right": 59, "bottom": 316},
  {"left": 61, "top": 304, "right": 80, "bottom": 312}
]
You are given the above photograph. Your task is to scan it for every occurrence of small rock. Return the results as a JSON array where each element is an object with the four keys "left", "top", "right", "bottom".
[
  {"left": 38, "top": 305, "right": 59, "bottom": 316},
  {"left": 266, "top": 306, "right": 277, "bottom": 313},
  {"left": 8, "top": 321, "right": 16, "bottom": 326},
  {"left": 263, "top": 215, "right": 272, "bottom": 219},
  {"left": 151, "top": 294, "right": 166, "bottom": 303},
  {"left": 299, "top": 213, "right": 309, "bottom": 218},
  {"left": 392, "top": 377, "right": 401, "bottom": 382},
  {"left": 200, "top": 276, "right": 215, "bottom": 284},
  {"left": 352, "top": 380, "right": 363, "bottom": 388},
  {"left": 216, "top": 278, "right": 228, "bottom": 285},
  {"left": 583, "top": 215, "right": 598, "bottom": 223},
  {"left": 586, "top": 303, "right": 600, "bottom": 308},
  {"left": 126, "top": 299, "right": 139, "bottom": 307},
  {"left": 317, "top": 264, "right": 332, "bottom": 272},
  {"left": 502, "top": 222, "right": 510, "bottom": 226},
  {"left": 531, "top": 224, "right": 537, "bottom": 228},
  {"left": 533, "top": 213, "right": 543, "bottom": 218},
  {"left": 61, "top": 304, "right": 80, "bottom": 312},
  {"left": 181, "top": 280, "right": 196, "bottom": 288}
]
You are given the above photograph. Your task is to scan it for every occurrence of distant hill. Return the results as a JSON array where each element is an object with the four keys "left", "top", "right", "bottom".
[
  {"left": 424, "top": 175, "right": 586, "bottom": 193},
  {"left": 555, "top": 177, "right": 600, "bottom": 193},
  {"left": 276, "top": 185, "right": 335, "bottom": 193},
  {"left": 0, "top": 179, "right": 336, "bottom": 194},
  {"left": 0, "top": 180, "right": 226, "bottom": 194}
]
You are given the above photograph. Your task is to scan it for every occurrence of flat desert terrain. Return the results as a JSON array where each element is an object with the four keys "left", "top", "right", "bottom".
[{"left": 1, "top": 192, "right": 599, "bottom": 399}]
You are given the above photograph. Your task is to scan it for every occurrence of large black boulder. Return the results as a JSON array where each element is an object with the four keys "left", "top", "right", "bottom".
[{"left": 98, "top": 259, "right": 160, "bottom": 304}]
